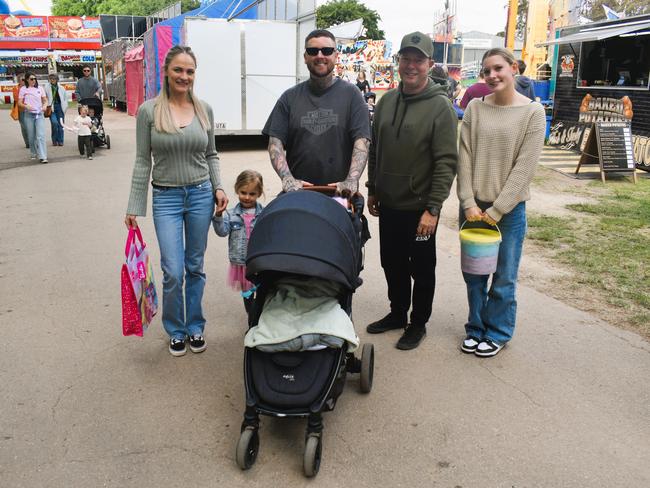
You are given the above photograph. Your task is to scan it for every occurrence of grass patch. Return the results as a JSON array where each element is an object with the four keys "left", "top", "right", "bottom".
[{"left": 528, "top": 178, "right": 650, "bottom": 337}]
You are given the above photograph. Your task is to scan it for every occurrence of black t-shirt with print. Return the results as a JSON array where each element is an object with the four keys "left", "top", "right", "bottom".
[{"left": 263, "top": 79, "right": 370, "bottom": 185}]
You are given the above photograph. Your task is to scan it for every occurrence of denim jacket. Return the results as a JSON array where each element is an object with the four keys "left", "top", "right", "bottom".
[{"left": 212, "top": 202, "right": 264, "bottom": 265}]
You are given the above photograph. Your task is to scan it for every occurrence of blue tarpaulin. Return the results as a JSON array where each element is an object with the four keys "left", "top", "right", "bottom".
[{"left": 144, "top": 0, "right": 258, "bottom": 99}]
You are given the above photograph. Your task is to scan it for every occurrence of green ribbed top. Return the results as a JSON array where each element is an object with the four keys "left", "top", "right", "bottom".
[{"left": 126, "top": 99, "right": 223, "bottom": 216}]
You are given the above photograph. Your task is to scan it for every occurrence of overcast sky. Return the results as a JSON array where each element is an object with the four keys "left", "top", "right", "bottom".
[
  {"left": 8, "top": 0, "right": 510, "bottom": 47},
  {"left": 363, "top": 0, "right": 510, "bottom": 47}
]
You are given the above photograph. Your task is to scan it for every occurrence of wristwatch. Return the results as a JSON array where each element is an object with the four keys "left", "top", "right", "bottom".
[{"left": 426, "top": 206, "right": 440, "bottom": 216}]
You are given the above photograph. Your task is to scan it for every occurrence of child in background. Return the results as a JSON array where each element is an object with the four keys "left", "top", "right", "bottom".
[
  {"left": 213, "top": 170, "right": 265, "bottom": 315},
  {"left": 74, "top": 105, "right": 93, "bottom": 160}
]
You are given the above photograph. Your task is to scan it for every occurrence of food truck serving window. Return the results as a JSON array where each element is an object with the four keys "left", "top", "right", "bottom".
[{"left": 578, "top": 34, "right": 650, "bottom": 90}]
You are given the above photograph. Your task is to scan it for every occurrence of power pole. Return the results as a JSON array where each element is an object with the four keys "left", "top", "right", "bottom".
[{"left": 505, "top": 0, "right": 519, "bottom": 49}]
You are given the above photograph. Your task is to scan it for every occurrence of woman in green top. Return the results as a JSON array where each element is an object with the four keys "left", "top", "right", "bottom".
[
  {"left": 125, "top": 46, "right": 228, "bottom": 357},
  {"left": 456, "top": 48, "right": 545, "bottom": 357}
]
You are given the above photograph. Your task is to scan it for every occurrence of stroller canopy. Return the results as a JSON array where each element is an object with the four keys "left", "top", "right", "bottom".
[
  {"left": 78, "top": 98, "right": 103, "bottom": 117},
  {"left": 246, "top": 191, "right": 361, "bottom": 290}
]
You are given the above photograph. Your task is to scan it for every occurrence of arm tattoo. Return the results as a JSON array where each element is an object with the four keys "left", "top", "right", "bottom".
[
  {"left": 268, "top": 136, "right": 301, "bottom": 192},
  {"left": 337, "top": 138, "right": 369, "bottom": 194}
]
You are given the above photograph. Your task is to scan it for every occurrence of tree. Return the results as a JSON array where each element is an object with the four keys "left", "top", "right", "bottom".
[
  {"left": 580, "top": 0, "right": 650, "bottom": 21},
  {"left": 51, "top": 0, "right": 199, "bottom": 17},
  {"left": 316, "top": 0, "right": 385, "bottom": 40}
]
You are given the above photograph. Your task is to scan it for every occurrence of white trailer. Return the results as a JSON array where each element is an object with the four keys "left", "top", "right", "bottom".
[{"left": 183, "top": 18, "right": 302, "bottom": 135}]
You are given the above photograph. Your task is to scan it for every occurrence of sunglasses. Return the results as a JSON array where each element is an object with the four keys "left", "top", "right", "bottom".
[
  {"left": 83, "top": 69, "right": 90, "bottom": 72},
  {"left": 28, "top": 77, "right": 36, "bottom": 80},
  {"left": 305, "top": 47, "right": 335, "bottom": 56}
]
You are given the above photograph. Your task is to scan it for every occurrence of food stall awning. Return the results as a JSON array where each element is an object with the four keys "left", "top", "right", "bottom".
[{"left": 536, "top": 19, "right": 650, "bottom": 46}]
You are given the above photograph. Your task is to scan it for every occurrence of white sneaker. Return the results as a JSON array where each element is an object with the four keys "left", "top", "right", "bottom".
[
  {"left": 474, "top": 339, "right": 504, "bottom": 357},
  {"left": 460, "top": 336, "right": 480, "bottom": 354}
]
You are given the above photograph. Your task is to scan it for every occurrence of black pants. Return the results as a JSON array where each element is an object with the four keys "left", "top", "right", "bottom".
[
  {"left": 78, "top": 135, "right": 92, "bottom": 157},
  {"left": 379, "top": 206, "right": 438, "bottom": 327}
]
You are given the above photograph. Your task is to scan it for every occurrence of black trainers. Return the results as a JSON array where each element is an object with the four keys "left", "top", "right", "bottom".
[
  {"left": 366, "top": 312, "right": 407, "bottom": 334},
  {"left": 474, "top": 339, "right": 504, "bottom": 357},
  {"left": 396, "top": 325, "right": 426, "bottom": 350},
  {"left": 189, "top": 334, "right": 207, "bottom": 353},
  {"left": 169, "top": 337, "right": 187, "bottom": 357},
  {"left": 460, "top": 336, "right": 480, "bottom": 354}
]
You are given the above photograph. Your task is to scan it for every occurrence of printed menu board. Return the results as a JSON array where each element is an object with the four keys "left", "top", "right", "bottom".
[
  {"left": 0, "top": 15, "right": 101, "bottom": 49},
  {"left": 48, "top": 17, "right": 101, "bottom": 42},
  {"left": 0, "top": 15, "right": 49, "bottom": 48},
  {"left": 595, "top": 122, "right": 635, "bottom": 172}
]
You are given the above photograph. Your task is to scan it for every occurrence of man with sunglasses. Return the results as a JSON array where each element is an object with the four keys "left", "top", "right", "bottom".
[
  {"left": 263, "top": 29, "right": 370, "bottom": 195},
  {"left": 365, "top": 32, "right": 458, "bottom": 351},
  {"left": 74, "top": 65, "right": 102, "bottom": 101}
]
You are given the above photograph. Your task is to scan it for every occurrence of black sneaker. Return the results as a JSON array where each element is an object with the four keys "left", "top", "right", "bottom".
[
  {"left": 169, "top": 337, "right": 187, "bottom": 357},
  {"left": 396, "top": 325, "right": 426, "bottom": 350},
  {"left": 460, "top": 336, "right": 480, "bottom": 354},
  {"left": 366, "top": 312, "right": 407, "bottom": 334},
  {"left": 474, "top": 339, "right": 504, "bottom": 358},
  {"left": 189, "top": 334, "right": 207, "bottom": 353}
]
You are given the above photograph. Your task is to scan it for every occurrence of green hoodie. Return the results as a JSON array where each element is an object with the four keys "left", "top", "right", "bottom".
[{"left": 367, "top": 80, "right": 458, "bottom": 212}]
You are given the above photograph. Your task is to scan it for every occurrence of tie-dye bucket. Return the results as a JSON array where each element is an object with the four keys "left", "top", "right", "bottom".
[{"left": 460, "top": 221, "right": 501, "bottom": 275}]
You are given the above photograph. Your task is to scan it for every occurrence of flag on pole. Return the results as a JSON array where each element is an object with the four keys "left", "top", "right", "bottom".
[{"left": 602, "top": 5, "right": 623, "bottom": 20}]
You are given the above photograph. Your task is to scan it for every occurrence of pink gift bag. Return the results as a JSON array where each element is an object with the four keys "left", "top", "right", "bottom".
[{"left": 121, "top": 228, "right": 158, "bottom": 336}]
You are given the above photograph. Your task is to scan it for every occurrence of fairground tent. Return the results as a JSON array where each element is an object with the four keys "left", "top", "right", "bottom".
[
  {"left": 125, "top": 44, "right": 144, "bottom": 116},
  {"left": 144, "top": 0, "right": 257, "bottom": 99}
]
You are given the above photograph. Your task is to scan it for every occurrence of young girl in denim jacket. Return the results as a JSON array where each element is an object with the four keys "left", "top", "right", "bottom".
[{"left": 213, "top": 170, "right": 264, "bottom": 314}]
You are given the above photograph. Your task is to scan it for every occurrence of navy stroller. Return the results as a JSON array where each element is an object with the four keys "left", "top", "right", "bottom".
[
  {"left": 78, "top": 98, "right": 111, "bottom": 150},
  {"left": 235, "top": 188, "right": 373, "bottom": 477}
]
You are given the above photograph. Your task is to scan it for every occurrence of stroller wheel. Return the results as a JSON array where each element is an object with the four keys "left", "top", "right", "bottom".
[
  {"left": 303, "top": 434, "right": 322, "bottom": 478},
  {"left": 236, "top": 426, "right": 259, "bottom": 470},
  {"left": 360, "top": 343, "right": 374, "bottom": 393},
  {"left": 106, "top": 135, "right": 111, "bottom": 150}
]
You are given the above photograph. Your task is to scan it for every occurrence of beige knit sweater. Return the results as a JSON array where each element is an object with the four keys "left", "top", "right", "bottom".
[{"left": 457, "top": 98, "right": 546, "bottom": 221}]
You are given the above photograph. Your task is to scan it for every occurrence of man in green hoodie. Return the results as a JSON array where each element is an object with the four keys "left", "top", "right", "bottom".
[{"left": 365, "top": 31, "right": 458, "bottom": 350}]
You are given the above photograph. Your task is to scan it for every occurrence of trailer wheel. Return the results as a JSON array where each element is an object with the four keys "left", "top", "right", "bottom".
[
  {"left": 360, "top": 343, "right": 374, "bottom": 393},
  {"left": 235, "top": 427, "right": 259, "bottom": 470}
]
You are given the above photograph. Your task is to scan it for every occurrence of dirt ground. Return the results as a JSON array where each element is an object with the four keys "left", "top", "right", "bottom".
[{"left": 515, "top": 166, "right": 648, "bottom": 339}]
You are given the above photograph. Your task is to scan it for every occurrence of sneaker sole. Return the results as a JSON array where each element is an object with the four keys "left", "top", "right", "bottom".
[
  {"left": 460, "top": 345, "right": 477, "bottom": 354},
  {"left": 366, "top": 324, "right": 405, "bottom": 334},
  {"left": 169, "top": 346, "right": 187, "bottom": 357},
  {"left": 474, "top": 346, "right": 504, "bottom": 357},
  {"left": 396, "top": 334, "right": 426, "bottom": 350},
  {"left": 189, "top": 343, "right": 207, "bottom": 353}
]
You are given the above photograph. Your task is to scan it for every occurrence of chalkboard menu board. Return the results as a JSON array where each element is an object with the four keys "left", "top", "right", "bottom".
[
  {"left": 595, "top": 122, "right": 635, "bottom": 172},
  {"left": 576, "top": 121, "right": 637, "bottom": 183}
]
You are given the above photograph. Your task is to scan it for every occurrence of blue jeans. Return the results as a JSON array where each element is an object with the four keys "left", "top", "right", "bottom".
[
  {"left": 25, "top": 112, "right": 47, "bottom": 160},
  {"left": 460, "top": 202, "right": 527, "bottom": 345},
  {"left": 18, "top": 110, "right": 30, "bottom": 147},
  {"left": 152, "top": 180, "right": 215, "bottom": 340},
  {"left": 50, "top": 103, "right": 65, "bottom": 145}
]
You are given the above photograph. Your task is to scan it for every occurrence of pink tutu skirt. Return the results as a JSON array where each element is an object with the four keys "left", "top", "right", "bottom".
[{"left": 227, "top": 263, "right": 254, "bottom": 292}]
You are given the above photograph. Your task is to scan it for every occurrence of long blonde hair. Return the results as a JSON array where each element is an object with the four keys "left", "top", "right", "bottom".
[{"left": 154, "top": 45, "right": 210, "bottom": 134}]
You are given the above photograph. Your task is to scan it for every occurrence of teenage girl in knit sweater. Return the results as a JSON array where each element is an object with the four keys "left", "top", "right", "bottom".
[{"left": 456, "top": 48, "right": 546, "bottom": 357}]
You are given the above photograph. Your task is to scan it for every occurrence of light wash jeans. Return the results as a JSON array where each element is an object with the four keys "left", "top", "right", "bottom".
[
  {"left": 50, "top": 103, "right": 65, "bottom": 145},
  {"left": 461, "top": 202, "right": 527, "bottom": 345},
  {"left": 152, "top": 180, "right": 215, "bottom": 340},
  {"left": 18, "top": 110, "right": 30, "bottom": 147},
  {"left": 25, "top": 112, "right": 47, "bottom": 160}
]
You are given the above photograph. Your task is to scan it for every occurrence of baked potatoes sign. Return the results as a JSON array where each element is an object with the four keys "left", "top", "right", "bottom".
[{"left": 0, "top": 15, "right": 101, "bottom": 49}]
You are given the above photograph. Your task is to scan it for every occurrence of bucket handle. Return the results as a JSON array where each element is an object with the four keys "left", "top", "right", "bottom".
[{"left": 460, "top": 219, "right": 501, "bottom": 238}]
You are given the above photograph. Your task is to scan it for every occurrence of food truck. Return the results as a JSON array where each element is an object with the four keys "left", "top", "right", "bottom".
[{"left": 542, "top": 14, "right": 650, "bottom": 170}]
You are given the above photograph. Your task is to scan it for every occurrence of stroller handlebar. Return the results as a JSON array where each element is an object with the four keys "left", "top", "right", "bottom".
[{"left": 302, "top": 186, "right": 365, "bottom": 215}]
